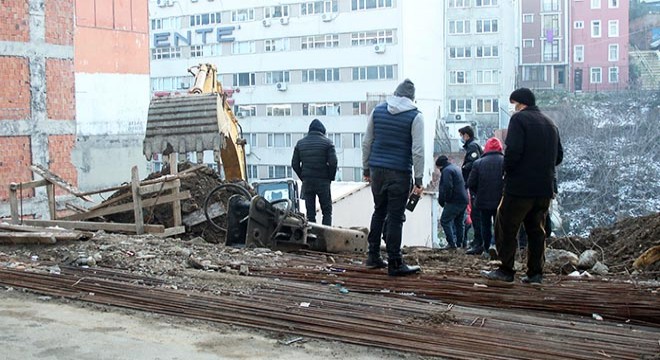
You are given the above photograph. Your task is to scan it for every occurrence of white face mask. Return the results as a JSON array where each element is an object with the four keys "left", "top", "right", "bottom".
[{"left": 508, "top": 103, "right": 517, "bottom": 113}]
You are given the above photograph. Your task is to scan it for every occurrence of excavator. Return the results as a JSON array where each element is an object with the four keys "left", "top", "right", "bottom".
[{"left": 142, "top": 63, "right": 367, "bottom": 253}]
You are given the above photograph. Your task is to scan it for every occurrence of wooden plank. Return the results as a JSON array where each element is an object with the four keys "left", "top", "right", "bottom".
[
  {"left": 182, "top": 202, "right": 225, "bottom": 227},
  {"left": 169, "top": 154, "right": 182, "bottom": 228},
  {"left": 9, "top": 179, "right": 48, "bottom": 191},
  {"left": 76, "top": 173, "right": 194, "bottom": 197},
  {"left": 179, "top": 164, "right": 206, "bottom": 174},
  {"left": 0, "top": 222, "right": 72, "bottom": 233},
  {"left": 131, "top": 166, "right": 145, "bottom": 235},
  {"left": 158, "top": 226, "right": 186, "bottom": 238},
  {"left": 88, "top": 192, "right": 131, "bottom": 211},
  {"left": 46, "top": 183, "right": 57, "bottom": 220},
  {"left": 0, "top": 232, "right": 87, "bottom": 244},
  {"left": 139, "top": 179, "right": 180, "bottom": 196},
  {"left": 29, "top": 164, "right": 93, "bottom": 201},
  {"left": 61, "top": 191, "right": 191, "bottom": 221},
  {"left": 65, "top": 202, "right": 89, "bottom": 214},
  {"left": 21, "top": 219, "right": 164, "bottom": 234},
  {"left": 9, "top": 186, "right": 19, "bottom": 224}
]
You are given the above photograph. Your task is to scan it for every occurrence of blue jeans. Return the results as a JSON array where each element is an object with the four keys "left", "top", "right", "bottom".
[
  {"left": 440, "top": 202, "right": 467, "bottom": 247},
  {"left": 366, "top": 167, "right": 411, "bottom": 261}
]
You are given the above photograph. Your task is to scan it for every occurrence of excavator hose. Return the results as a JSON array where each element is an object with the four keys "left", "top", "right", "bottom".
[{"left": 203, "top": 183, "right": 251, "bottom": 232}]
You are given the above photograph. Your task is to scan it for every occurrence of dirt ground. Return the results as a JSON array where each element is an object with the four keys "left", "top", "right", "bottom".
[{"left": 0, "top": 290, "right": 428, "bottom": 360}]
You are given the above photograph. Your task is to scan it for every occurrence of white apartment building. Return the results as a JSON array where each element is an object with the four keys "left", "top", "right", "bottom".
[
  {"left": 149, "top": 0, "right": 443, "bottom": 184},
  {"left": 443, "top": 0, "right": 518, "bottom": 135}
]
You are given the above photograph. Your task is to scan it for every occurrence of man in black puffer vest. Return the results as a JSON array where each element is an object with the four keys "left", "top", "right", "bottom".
[
  {"left": 291, "top": 119, "right": 338, "bottom": 226},
  {"left": 481, "top": 88, "right": 563, "bottom": 285},
  {"left": 362, "top": 79, "right": 424, "bottom": 277}
]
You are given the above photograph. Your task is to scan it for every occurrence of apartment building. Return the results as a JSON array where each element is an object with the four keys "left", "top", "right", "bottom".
[
  {"left": 443, "top": 0, "right": 518, "bottom": 135},
  {"left": 149, "top": 0, "right": 443, "bottom": 183},
  {"left": 518, "top": 0, "right": 570, "bottom": 91},
  {"left": 570, "top": 0, "right": 629, "bottom": 91}
]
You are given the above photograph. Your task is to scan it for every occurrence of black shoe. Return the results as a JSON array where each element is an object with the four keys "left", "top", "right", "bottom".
[
  {"left": 439, "top": 245, "right": 457, "bottom": 251},
  {"left": 388, "top": 259, "right": 421, "bottom": 277},
  {"left": 365, "top": 254, "right": 387, "bottom": 269},
  {"left": 488, "top": 245, "right": 498, "bottom": 260},
  {"left": 521, "top": 273, "right": 543, "bottom": 285},
  {"left": 480, "top": 269, "right": 514, "bottom": 283},
  {"left": 466, "top": 246, "right": 484, "bottom": 255}
]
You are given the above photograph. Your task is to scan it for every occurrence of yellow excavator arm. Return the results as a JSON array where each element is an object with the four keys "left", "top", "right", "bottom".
[{"left": 143, "top": 63, "right": 246, "bottom": 181}]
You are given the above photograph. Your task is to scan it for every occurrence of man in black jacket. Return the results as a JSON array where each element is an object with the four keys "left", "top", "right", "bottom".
[
  {"left": 481, "top": 88, "right": 563, "bottom": 285},
  {"left": 436, "top": 155, "right": 469, "bottom": 250},
  {"left": 291, "top": 119, "right": 338, "bottom": 226},
  {"left": 459, "top": 126, "right": 483, "bottom": 253}
]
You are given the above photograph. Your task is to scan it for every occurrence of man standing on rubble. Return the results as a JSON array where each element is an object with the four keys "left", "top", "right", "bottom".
[
  {"left": 362, "top": 79, "right": 424, "bottom": 277},
  {"left": 459, "top": 125, "right": 484, "bottom": 255},
  {"left": 481, "top": 88, "right": 563, "bottom": 285},
  {"left": 292, "top": 119, "right": 338, "bottom": 226}
]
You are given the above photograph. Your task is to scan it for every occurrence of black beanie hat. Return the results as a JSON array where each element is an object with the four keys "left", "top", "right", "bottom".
[
  {"left": 394, "top": 79, "right": 415, "bottom": 100},
  {"left": 435, "top": 155, "right": 449, "bottom": 168},
  {"left": 309, "top": 119, "right": 326, "bottom": 134},
  {"left": 509, "top": 88, "right": 536, "bottom": 107}
]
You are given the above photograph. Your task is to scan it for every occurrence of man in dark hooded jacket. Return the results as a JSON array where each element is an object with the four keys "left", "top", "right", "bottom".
[
  {"left": 436, "top": 155, "right": 469, "bottom": 249},
  {"left": 291, "top": 119, "right": 338, "bottom": 226},
  {"left": 481, "top": 88, "right": 563, "bottom": 285},
  {"left": 459, "top": 125, "right": 483, "bottom": 254}
]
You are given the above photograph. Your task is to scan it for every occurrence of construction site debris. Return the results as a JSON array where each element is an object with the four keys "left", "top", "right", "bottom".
[{"left": 578, "top": 249, "right": 599, "bottom": 269}]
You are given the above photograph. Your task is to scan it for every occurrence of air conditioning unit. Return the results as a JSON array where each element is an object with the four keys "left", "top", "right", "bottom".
[
  {"left": 276, "top": 82, "right": 287, "bottom": 91},
  {"left": 262, "top": 18, "right": 272, "bottom": 27},
  {"left": 321, "top": 13, "right": 333, "bottom": 22},
  {"left": 454, "top": 113, "right": 466, "bottom": 121},
  {"left": 280, "top": 16, "right": 290, "bottom": 25},
  {"left": 180, "top": 82, "right": 190, "bottom": 89},
  {"left": 191, "top": 0, "right": 198, "bottom": 3},
  {"left": 374, "top": 44, "right": 386, "bottom": 53},
  {"left": 156, "top": 0, "right": 167, "bottom": 7}
]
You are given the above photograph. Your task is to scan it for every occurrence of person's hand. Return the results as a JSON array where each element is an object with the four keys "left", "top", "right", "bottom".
[
  {"left": 364, "top": 175, "right": 371, "bottom": 183},
  {"left": 412, "top": 185, "right": 423, "bottom": 195}
]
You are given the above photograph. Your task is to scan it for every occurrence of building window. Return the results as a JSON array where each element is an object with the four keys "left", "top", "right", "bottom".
[
  {"left": 542, "top": 0, "right": 560, "bottom": 11},
  {"left": 476, "top": 98, "right": 499, "bottom": 113},
  {"left": 351, "top": 30, "right": 395, "bottom": 46},
  {"left": 301, "top": 1, "right": 338, "bottom": 15},
  {"left": 264, "top": 5, "right": 289, "bottom": 18},
  {"left": 190, "top": 45, "right": 203, "bottom": 58},
  {"left": 608, "top": 20, "right": 619, "bottom": 37},
  {"left": 475, "top": 0, "right": 497, "bottom": 6},
  {"left": 264, "top": 71, "right": 290, "bottom": 85},
  {"left": 352, "top": 133, "right": 365, "bottom": 148},
  {"left": 303, "top": 68, "right": 340, "bottom": 82},
  {"left": 150, "top": 76, "right": 193, "bottom": 91},
  {"left": 352, "top": 65, "right": 395, "bottom": 80},
  {"left": 574, "top": 21, "right": 584, "bottom": 29},
  {"left": 268, "top": 165, "right": 292, "bottom": 179},
  {"left": 352, "top": 102, "right": 368, "bottom": 115},
  {"left": 608, "top": 0, "right": 618, "bottom": 8},
  {"left": 522, "top": 66, "right": 545, "bottom": 81},
  {"left": 303, "top": 103, "right": 341, "bottom": 116},
  {"left": 449, "top": 20, "right": 470, "bottom": 35},
  {"left": 449, "top": 0, "right": 470, "bottom": 8},
  {"left": 234, "top": 105, "right": 257, "bottom": 117},
  {"left": 543, "top": 14, "right": 560, "bottom": 38},
  {"left": 247, "top": 165, "right": 258, "bottom": 179},
  {"left": 233, "top": 72, "right": 256, "bottom": 87},
  {"left": 266, "top": 105, "right": 292, "bottom": 116},
  {"left": 523, "top": 14, "right": 534, "bottom": 23},
  {"left": 476, "top": 19, "right": 498, "bottom": 33},
  {"left": 301, "top": 34, "right": 340, "bottom": 49},
  {"left": 152, "top": 16, "right": 183, "bottom": 30},
  {"left": 267, "top": 133, "right": 292, "bottom": 147},
  {"left": 449, "top": 70, "right": 471, "bottom": 84},
  {"left": 574, "top": 45, "right": 584, "bottom": 62},
  {"left": 449, "top": 46, "right": 472, "bottom": 59},
  {"left": 232, "top": 41, "right": 256, "bottom": 55},
  {"left": 450, "top": 99, "right": 472, "bottom": 113},
  {"left": 265, "top": 38, "right": 290, "bottom": 52},
  {"left": 327, "top": 133, "right": 342, "bottom": 147},
  {"left": 590, "top": 67, "right": 602, "bottom": 83},
  {"left": 523, "top": 39, "right": 534, "bottom": 48},
  {"left": 608, "top": 67, "right": 619, "bottom": 83},
  {"left": 476, "top": 70, "right": 499, "bottom": 84},
  {"left": 591, "top": 20, "right": 601, "bottom": 38},
  {"left": 190, "top": 12, "right": 221, "bottom": 27},
  {"left": 543, "top": 40, "right": 560, "bottom": 62},
  {"left": 591, "top": 0, "right": 601, "bottom": 9},
  {"left": 351, "top": 0, "right": 393, "bottom": 11},
  {"left": 151, "top": 47, "right": 182, "bottom": 60},
  {"left": 203, "top": 44, "right": 222, "bottom": 56},
  {"left": 231, "top": 9, "right": 255, "bottom": 22},
  {"left": 608, "top": 44, "right": 619, "bottom": 61},
  {"left": 476, "top": 45, "right": 498, "bottom": 57}
]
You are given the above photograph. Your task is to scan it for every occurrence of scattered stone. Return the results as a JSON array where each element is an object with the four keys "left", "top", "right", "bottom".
[
  {"left": 578, "top": 250, "right": 599, "bottom": 270},
  {"left": 545, "top": 249, "right": 579, "bottom": 273},
  {"left": 239, "top": 264, "right": 249, "bottom": 276},
  {"left": 591, "top": 261, "right": 609, "bottom": 275}
]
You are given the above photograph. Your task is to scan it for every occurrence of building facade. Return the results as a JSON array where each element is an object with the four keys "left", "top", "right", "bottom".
[
  {"left": 569, "top": 0, "right": 629, "bottom": 92},
  {"left": 443, "top": 0, "right": 518, "bottom": 136},
  {"left": 149, "top": 0, "right": 443, "bottom": 183}
]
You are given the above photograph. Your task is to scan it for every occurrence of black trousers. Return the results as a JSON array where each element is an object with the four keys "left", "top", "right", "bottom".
[
  {"left": 302, "top": 178, "right": 332, "bottom": 226},
  {"left": 366, "top": 167, "right": 411, "bottom": 261},
  {"left": 469, "top": 191, "right": 482, "bottom": 248},
  {"left": 495, "top": 195, "right": 551, "bottom": 276}
]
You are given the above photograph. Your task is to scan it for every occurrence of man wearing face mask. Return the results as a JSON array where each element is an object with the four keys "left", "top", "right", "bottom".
[
  {"left": 458, "top": 126, "right": 483, "bottom": 253},
  {"left": 481, "top": 88, "right": 563, "bottom": 285}
]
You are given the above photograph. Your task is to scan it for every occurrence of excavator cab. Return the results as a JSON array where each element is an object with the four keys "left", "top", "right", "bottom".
[{"left": 142, "top": 63, "right": 247, "bottom": 181}]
